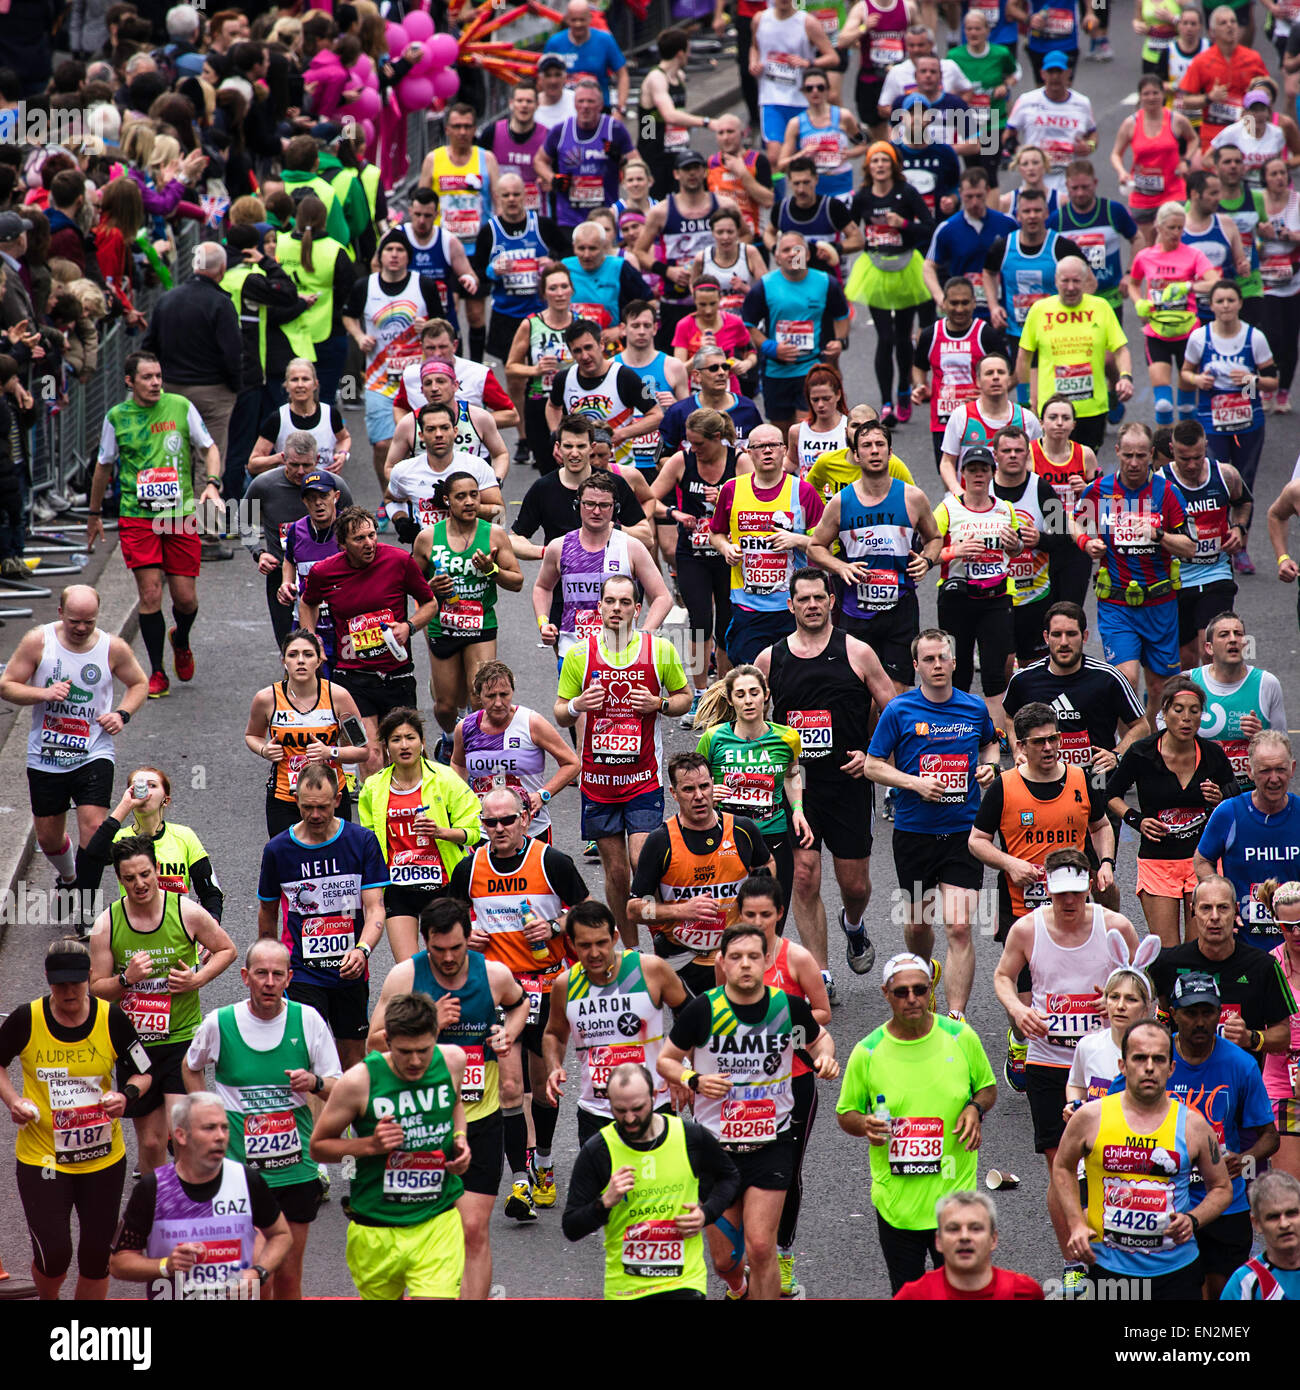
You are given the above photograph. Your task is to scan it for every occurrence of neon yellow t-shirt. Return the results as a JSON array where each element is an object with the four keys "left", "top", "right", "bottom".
[{"left": 1019, "top": 293, "right": 1126, "bottom": 420}]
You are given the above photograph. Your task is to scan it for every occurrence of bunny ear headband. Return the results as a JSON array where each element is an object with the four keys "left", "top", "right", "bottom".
[{"left": 1103, "top": 929, "right": 1160, "bottom": 1001}]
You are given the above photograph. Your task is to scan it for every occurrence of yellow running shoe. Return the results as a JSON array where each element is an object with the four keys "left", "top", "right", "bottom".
[
  {"left": 779, "top": 1252, "right": 805, "bottom": 1299},
  {"left": 503, "top": 1180, "right": 537, "bottom": 1222},
  {"left": 528, "top": 1156, "right": 557, "bottom": 1208}
]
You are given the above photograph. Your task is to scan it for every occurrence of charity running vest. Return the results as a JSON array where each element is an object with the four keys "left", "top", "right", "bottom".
[
  {"left": 559, "top": 527, "right": 632, "bottom": 652},
  {"left": 460, "top": 705, "right": 552, "bottom": 837},
  {"left": 727, "top": 472, "right": 808, "bottom": 610},
  {"left": 567, "top": 949, "right": 668, "bottom": 1117},
  {"left": 144, "top": 1160, "right": 256, "bottom": 1299},
  {"left": 692, "top": 986, "right": 797, "bottom": 1146},
  {"left": 1025, "top": 902, "right": 1110, "bottom": 1066},
  {"left": 1084, "top": 1094, "right": 1196, "bottom": 1276},
  {"left": 26, "top": 624, "right": 114, "bottom": 773},
  {"left": 267, "top": 678, "right": 341, "bottom": 803},
  {"left": 16, "top": 997, "right": 124, "bottom": 1172},
  {"left": 109, "top": 893, "right": 200, "bottom": 1046},
  {"left": 600, "top": 1116, "right": 705, "bottom": 1299},
  {"left": 361, "top": 271, "right": 433, "bottom": 399},
  {"left": 214, "top": 1001, "right": 318, "bottom": 1186},
  {"left": 411, "top": 948, "right": 500, "bottom": 1120},
  {"left": 838, "top": 476, "right": 915, "bottom": 620},
  {"left": 579, "top": 631, "right": 663, "bottom": 804},
  {"left": 1188, "top": 664, "right": 1266, "bottom": 788},
  {"left": 655, "top": 814, "right": 749, "bottom": 965},
  {"left": 348, "top": 1048, "right": 463, "bottom": 1225},
  {"left": 424, "top": 517, "right": 498, "bottom": 642},
  {"left": 107, "top": 393, "right": 194, "bottom": 520}
]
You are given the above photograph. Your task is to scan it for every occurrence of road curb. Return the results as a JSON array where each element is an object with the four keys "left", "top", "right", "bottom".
[{"left": 0, "top": 546, "right": 139, "bottom": 939}]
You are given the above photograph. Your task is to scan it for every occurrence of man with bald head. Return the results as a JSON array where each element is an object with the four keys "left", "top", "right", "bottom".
[
  {"left": 0, "top": 584, "right": 148, "bottom": 922},
  {"left": 1016, "top": 255, "right": 1132, "bottom": 452},
  {"left": 142, "top": 240, "right": 242, "bottom": 467},
  {"left": 182, "top": 937, "right": 342, "bottom": 1301},
  {"left": 472, "top": 170, "right": 569, "bottom": 418},
  {"left": 1177, "top": 7, "right": 1269, "bottom": 148},
  {"left": 542, "top": 0, "right": 630, "bottom": 119}
]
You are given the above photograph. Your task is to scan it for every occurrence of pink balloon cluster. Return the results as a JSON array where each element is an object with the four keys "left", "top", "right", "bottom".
[{"left": 388, "top": 11, "right": 461, "bottom": 113}]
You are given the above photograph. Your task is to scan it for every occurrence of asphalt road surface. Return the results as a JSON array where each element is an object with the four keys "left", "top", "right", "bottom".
[{"left": 2, "top": 27, "right": 1299, "bottom": 1301}]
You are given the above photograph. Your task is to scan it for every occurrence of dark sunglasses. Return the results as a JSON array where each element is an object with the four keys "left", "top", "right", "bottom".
[
  {"left": 480, "top": 814, "right": 521, "bottom": 828},
  {"left": 891, "top": 984, "right": 929, "bottom": 999}
]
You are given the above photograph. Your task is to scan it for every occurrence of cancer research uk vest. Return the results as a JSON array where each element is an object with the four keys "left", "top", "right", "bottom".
[{"left": 26, "top": 624, "right": 114, "bottom": 773}]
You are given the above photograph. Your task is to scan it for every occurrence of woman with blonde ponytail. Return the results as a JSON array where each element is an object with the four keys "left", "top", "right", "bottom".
[
  {"left": 695, "top": 663, "right": 811, "bottom": 932},
  {"left": 1255, "top": 879, "right": 1300, "bottom": 1180},
  {"left": 274, "top": 193, "right": 356, "bottom": 408}
]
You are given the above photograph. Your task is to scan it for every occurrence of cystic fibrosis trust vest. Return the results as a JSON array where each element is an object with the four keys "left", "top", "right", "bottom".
[
  {"left": 692, "top": 986, "right": 797, "bottom": 1146},
  {"left": 567, "top": 949, "right": 668, "bottom": 1118},
  {"left": 215, "top": 1001, "right": 318, "bottom": 1187},
  {"left": 600, "top": 1116, "right": 706, "bottom": 1300},
  {"left": 16, "top": 997, "right": 125, "bottom": 1173},
  {"left": 144, "top": 1160, "right": 257, "bottom": 1299}
]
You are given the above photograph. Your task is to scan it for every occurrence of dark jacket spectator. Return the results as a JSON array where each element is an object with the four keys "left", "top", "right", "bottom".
[{"left": 142, "top": 265, "right": 242, "bottom": 392}]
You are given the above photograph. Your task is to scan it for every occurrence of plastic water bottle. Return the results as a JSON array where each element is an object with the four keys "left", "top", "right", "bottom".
[
  {"left": 874, "top": 1094, "right": 891, "bottom": 1132},
  {"left": 520, "top": 897, "right": 550, "bottom": 963},
  {"left": 380, "top": 623, "right": 408, "bottom": 661},
  {"left": 132, "top": 774, "right": 149, "bottom": 800}
]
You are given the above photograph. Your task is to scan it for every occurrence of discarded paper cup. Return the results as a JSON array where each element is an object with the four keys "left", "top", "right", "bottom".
[{"left": 985, "top": 1169, "right": 1020, "bottom": 1191}]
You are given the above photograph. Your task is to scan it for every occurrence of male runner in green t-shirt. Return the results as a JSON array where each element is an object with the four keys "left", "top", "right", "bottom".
[
  {"left": 86, "top": 351, "right": 223, "bottom": 698},
  {"left": 311, "top": 991, "right": 472, "bottom": 1300}
]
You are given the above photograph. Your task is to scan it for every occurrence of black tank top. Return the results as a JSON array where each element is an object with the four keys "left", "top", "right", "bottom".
[
  {"left": 769, "top": 628, "right": 872, "bottom": 785},
  {"left": 675, "top": 444, "right": 738, "bottom": 560},
  {"left": 639, "top": 68, "right": 689, "bottom": 168}
]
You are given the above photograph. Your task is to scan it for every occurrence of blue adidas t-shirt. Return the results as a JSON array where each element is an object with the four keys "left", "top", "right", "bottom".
[{"left": 868, "top": 687, "right": 997, "bottom": 835}]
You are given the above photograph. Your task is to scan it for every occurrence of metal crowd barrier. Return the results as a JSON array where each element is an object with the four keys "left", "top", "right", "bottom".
[{"left": 27, "top": 218, "right": 200, "bottom": 508}]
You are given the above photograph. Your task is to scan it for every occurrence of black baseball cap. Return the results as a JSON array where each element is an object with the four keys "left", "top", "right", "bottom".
[
  {"left": 675, "top": 147, "right": 706, "bottom": 168},
  {"left": 962, "top": 446, "right": 995, "bottom": 470},
  {"left": 1170, "top": 972, "right": 1220, "bottom": 1010}
]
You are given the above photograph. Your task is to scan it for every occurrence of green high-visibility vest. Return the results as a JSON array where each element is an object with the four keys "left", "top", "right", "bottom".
[
  {"left": 220, "top": 262, "right": 267, "bottom": 372},
  {"left": 275, "top": 232, "right": 347, "bottom": 360},
  {"left": 359, "top": 164, "right": 380, "bottom": 223}
]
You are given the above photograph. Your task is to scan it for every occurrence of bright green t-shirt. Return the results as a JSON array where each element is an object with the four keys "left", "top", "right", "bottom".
[
  {"left": 103, "top": 393, "right": 199, "bottom": 520},
  {"left": 696, "top": 721, "right": 801, "bottom": 835},
  {"left": 1019, "top": 293, "right": 1126, "bottom": 420},
  {"left": 556, "top": 632, "right": 688, "bottom": 702},
  {"left": 947, "top": 42, "right": 1018, "bottom": 125},
  {"left": 837, "top": 1015, "right": 996, "bottom": 1231}
]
